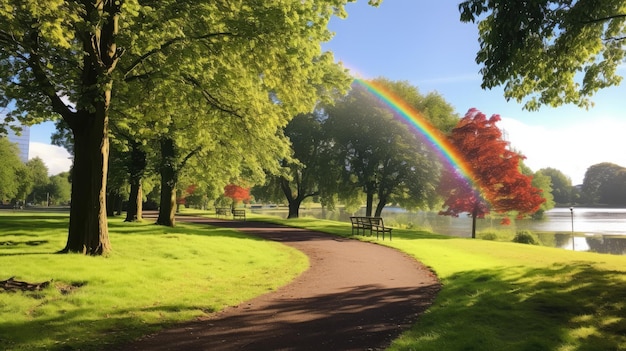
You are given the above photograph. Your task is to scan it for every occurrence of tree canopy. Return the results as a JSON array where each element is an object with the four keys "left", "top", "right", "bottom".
[
  {"left": 0, "top": 0, "right": 373, "bottom": 254},
  {"left": 0, "top": 137, "right": 25, "bottom": 201},
  {"left": 459, "top": 0, "right": 626, "bottom": 110},
  {"left": 582, "top": 162, "right": 626, "bottom": 205},
  {"left": 325, "top": 78, "right": 458, "bottom": 217},
  {"left": 439, "top": 108, "right": 545, "bottom": 238}
]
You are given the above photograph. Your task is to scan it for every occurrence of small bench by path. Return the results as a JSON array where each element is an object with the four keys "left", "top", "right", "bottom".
[
  {"left": 115, "top": 216, "right": 440, "bottom": 351},
  {"left": 350, "top": 216, "right": 393, "bottom": 240}
]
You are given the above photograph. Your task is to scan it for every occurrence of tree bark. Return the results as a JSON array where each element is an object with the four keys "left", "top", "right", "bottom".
[
  {"left": 374, "top": 197, "right": 387, "bottom": 217},
  {"left": 287, "top": 198, "right": 303, "bottom": 219},
  {"left": 58, "top": 0, "right": 120, "bottom": 255},
  {"left": 471, "top": 205, "right": 478, "bottom": 239},
  {"left": 365, "top": 191, "right": 374, "bottom": 217},
  {"left": 61, "top": 110, "right": 111, "bottom": 255},
  {"left": 156, "top": 138, "right": 177, "bottom": 227}
]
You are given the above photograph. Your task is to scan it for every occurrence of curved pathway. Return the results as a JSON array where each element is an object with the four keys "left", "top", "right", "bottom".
[{"left": 117, "top": 217, "right": 440, "bottom": 350}]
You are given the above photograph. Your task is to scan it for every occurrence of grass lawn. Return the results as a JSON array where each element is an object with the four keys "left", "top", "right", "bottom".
[
  {"left": 253, "top": 214, "right": 626, "bottom": 351},
  {"left": 3, "top": 209, "right": 626, "bottom": 350},
  {"left": 0, "top": 211, "right": 308, "bottom": 351}
]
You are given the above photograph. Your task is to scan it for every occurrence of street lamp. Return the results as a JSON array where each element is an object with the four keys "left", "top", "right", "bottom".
[{"left": 569, "top": 207, "right": 575, "bottom": 251}]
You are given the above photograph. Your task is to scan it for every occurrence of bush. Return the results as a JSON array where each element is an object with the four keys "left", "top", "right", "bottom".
[
  {"left": 480, "top": 232, "right": 498, "bottom": 241},
  {"left": 513, "top": 230, "right": 538, "bottom": 245}
]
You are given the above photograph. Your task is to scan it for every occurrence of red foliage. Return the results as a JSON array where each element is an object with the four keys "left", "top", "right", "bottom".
[
  {"left": 177, "top": 184, "right": 198, "bottom": 205},
  {"left": 439, "top": 108, "right": 545, "bottom": 221},
  {"left": 224, "top": 184, "right": 251, "bottom": 204}
]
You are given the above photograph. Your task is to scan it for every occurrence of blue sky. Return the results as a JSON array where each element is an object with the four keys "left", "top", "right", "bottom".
[
  {"left": 30, "top": 0, "right": 626, "bottom": 184},
  {"left": 321, "top": 0, "right": 626, "bottom": 184}
]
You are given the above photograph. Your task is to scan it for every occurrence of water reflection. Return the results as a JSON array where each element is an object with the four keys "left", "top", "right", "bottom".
[{"left": 251, "top": 206, "right": 626, "bottom": 255}]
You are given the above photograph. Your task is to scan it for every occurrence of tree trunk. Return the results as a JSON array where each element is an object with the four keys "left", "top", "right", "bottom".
[
  {"left": 471, "top": 206, "right": 478, "bottom": 239},
  {"left": 365, "top": 192, "right": 374, "bottom": 217},
  {"left": 287, "top": 197, "right": 303, "bottom": 219},
  {"left": 55, "top": 0, "right": 120, "bottom": 255},
  {"left": 61, "top": 111, "right": 111, "bottom": 255},
  {"left": 374, "top": 197, "right": 386, "bottom": 217},
  {"left": 156, "top": 138, "right": 177, "bottom": 227},
  {"left": 125, "top": 182, "right": 142, "bottom": 222},
  {"left": 106, "top": 190, "right": 116, "bottom": 217},
  {"left": 125, "top": 144, "right": 146, "bottom": 222}
]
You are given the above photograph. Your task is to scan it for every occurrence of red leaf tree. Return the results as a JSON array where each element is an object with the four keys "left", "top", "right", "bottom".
[
  {"left": 224, "top": 184, "right": 251, "bottom": 206},
  {"left": 439, "top": 108, "right": 545, "bottom": 238}
]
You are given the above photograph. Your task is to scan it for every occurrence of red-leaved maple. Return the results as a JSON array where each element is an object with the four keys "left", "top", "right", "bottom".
[
  {"left": 438, "top": 108, "right": 545, "bottom": 238},
  {"left": 224, "top": 184, "right": 251, "bottom": 205}
]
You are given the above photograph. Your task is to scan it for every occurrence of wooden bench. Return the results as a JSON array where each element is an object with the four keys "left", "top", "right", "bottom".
[
  {"left": 215, "top": 207, "right": 231, "bottom": 218},
  {"left": 232, "top": 209, "right": 246, "bottom": 221},
  {"left": 368, "top": 217, "right": 392, "bottom": 240},
  {"left": 349, "top": 216, "right": 392, "bottom": 240},
  {"left": 350, "top": 216, "right": 367, "bottom": 236}
]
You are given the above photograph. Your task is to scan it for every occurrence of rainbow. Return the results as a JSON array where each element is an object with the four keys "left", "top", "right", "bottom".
[{"left": 353, "top": 78, "right": 481, "bottom": 191}]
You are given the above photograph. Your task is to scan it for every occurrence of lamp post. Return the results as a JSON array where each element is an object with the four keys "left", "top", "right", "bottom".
[{"left": 569, "top": 207, "right": 575, "bottom": 251}]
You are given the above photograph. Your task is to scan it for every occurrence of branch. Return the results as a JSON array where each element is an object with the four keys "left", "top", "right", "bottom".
[
  {"left": 180, "top": 145, "right": 204, "bottom": 170},
  {"left": 181, "top": 74, "right": 244, "bottom": 119},
  {"left": 122, "top": 32, "right": 236, "bottom": 80},
  {"left": 25, "top": 26, "right": 76, "bottom": 122},
  {"left": 580, "top": 13, "right": 626, "bottom": 25}
]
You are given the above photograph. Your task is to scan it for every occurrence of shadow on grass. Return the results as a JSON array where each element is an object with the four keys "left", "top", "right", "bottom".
[{"left": 394, "top": 262, "right": 626, "bottom": 351}]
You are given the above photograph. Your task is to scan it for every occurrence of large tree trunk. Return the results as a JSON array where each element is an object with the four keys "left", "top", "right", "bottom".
[
  {"left": 287, "top": 197, "right": 303, "bottom": 219},
  {"left": 125, "top": 144, "right": 146, "bottom": 222},
  {"left": 156, "top": 138, "right": 177, "bottom": 227},
  {"left": 59, "top": 0, "right": 121, "bottom": 255},
  {"left": 61, "top": 111, "right": 111, "bottom": 255}
]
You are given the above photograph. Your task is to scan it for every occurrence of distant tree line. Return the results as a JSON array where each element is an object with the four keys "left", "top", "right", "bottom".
[{"left": 0, "top": 138, "right": 71, "bottom": 207}]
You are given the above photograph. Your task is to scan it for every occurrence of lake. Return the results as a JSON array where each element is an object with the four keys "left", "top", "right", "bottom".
[{"left": 250, "top": 206, "right": 626, "bottom": 255}]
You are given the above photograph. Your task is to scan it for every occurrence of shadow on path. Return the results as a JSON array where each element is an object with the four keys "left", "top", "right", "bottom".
[{"left": 117, "top": 216, "right": 440, "bottom": 351}]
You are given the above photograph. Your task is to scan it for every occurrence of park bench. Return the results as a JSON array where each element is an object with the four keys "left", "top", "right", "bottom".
[
  {"left": 232, "top": 209, "right": 246, "bottom": 221},
  {"left": 215, "top": 207, "right": 231, "bottom": 218},
  {"left": 368, "top": 217, "right": 392, "bottom": 240},
  {"left": 349, "top": 216, "right": 392, "bottom": 240}
]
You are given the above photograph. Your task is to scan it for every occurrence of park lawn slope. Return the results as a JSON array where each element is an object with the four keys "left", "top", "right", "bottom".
[
  {"left": 258, "top": 215, "right": 626, "bottom": 351},
  {"left": 0, "top": 212, "right": 308, "bottom": 351}
]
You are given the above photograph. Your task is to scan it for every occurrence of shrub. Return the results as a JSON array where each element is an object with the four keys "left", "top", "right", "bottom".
[
  {"left": 480, "top": 232, "right": 498, "bottom": 241},
  {"left": 513, "top": 230, "right": 538, "bottom": 245}
]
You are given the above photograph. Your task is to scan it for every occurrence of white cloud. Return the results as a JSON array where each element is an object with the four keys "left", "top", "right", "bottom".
[
  {"left": 29, "top": 142, "right": 72, "bottom": 176},
  {"left": 499, "top": 117, "right": 626, "bottom": 185}
]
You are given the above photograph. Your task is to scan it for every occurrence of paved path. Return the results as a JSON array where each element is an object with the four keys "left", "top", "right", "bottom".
[{"left": 116, "top": 217, "right": 440, "bottom": 351}]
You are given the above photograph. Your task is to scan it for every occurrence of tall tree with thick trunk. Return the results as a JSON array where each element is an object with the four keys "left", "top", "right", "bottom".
[{"left": 0, "top": 0, "right": 380, "bottom": 254}]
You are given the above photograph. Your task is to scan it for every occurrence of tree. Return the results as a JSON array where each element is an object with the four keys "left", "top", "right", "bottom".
[
  {"left": 581, "top": 162, "right": 626, "bottom": 204},
  {"left": 439, "top": 109, "right": 545, "bottom": 238},
  {"left": 325, "top": 78, "right": 458, "bottom": 217},
  {"left": 26, "top": 157, "right": 51, "bottom": 205},
  {"left": 537, "top": 167, "right": 574, "bottom": 204},
  {"left": 459, "top": 0, "right": 626, "bottom": 110},
  {"left": 0, "top": 137, "right": 25, "bottom": 202},
  {"left": 0, "top": 1, "right": 378, "bottom": 254},
  {"left": 254, "top": 112, "right": 334, "bottom": 218},
  {"left": 223, "top": 184, "right": 251, "bottom": 207},
  {"left": 48, "top": 172, "right": 71, "bottom": 205}
]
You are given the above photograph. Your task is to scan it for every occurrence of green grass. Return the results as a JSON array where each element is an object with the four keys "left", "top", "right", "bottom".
[
  {"left": 250, "top": 214, "right": 626, "bottom": 351},
  {"left": 4, "top": 209, "right": 626, "bottom": 351},
  {"left": 0, "top": 211, "right": 308, "bottom": 351}
]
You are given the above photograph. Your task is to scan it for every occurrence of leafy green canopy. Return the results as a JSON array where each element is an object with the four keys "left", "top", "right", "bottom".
[{"left": 460, "top": 0, "right": 626, "bottom": 110}]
